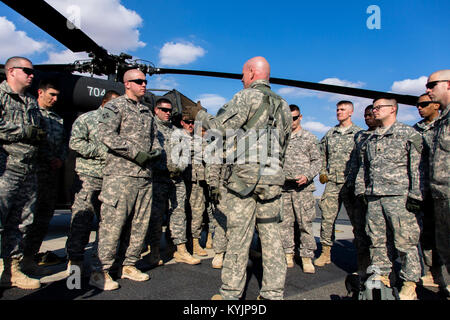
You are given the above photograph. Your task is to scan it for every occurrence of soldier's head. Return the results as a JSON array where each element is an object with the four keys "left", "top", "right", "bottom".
[
  {"left": 181, "top": 115, "right": 195, "bottom": 135},
  {"left": 416, "top": 93, "right": 440, "bottom": 121},
  {"left": 154, "top": 97, "right": 173, "bottom": 122},
  {"left": 290, "top": 104, "right": 302, "bottom": 132},
  {"left": 101, "top": 90, "right": 120, "bottom": 107},
  {"left": 336, "top": 100, "right": 354, "bottom": 124},
  {"left": 123, "top": 69, "right": 147, "bottom": 101},
  {"left": 372, "top": 97, "right": 398, "bottom": 124},
  {"left": 364, "top": 105, "right": 379, "bottom": 130},
  {"left": 4, "top": 56, "right": 34, "bottom": 93},
  {"left": 241, "top": 56, "right": 270, "bottom": 89},
  {"left": 426, "top": 69, "right": 450, "bottom": 109},
  {"left": 37, "top": 79, "right": 60, "bottom": 109}
]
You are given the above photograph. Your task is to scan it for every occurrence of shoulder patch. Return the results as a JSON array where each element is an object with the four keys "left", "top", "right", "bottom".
[{"left": 99, "top": 106, "right": 118, "bottom": 123}]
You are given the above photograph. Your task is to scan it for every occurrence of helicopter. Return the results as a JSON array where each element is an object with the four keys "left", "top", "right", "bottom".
[{"left": 0, "top": 0, "right": 419, "bottom": 207}]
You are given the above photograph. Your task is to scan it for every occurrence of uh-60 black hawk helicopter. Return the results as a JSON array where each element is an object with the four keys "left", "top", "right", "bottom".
[{"left": 0, "top": 0, "right": 419, "bottom": 208}]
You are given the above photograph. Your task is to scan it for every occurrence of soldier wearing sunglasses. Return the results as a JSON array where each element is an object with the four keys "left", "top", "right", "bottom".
[
  {"left": 426, "top": 70, "right": 450, "bottom": 287},
  {"left": 0, "top": 56, "right": 45, "bottom": 290}
]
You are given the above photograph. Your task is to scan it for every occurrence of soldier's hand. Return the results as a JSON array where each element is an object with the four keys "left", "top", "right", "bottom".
[
  {"left": 209, "top": 186, "right": 220, "bottom": 205},
  {"left": 406, "top": 197, "right": 422, "bottom": 213},
  {"left": 135, "top": 149, "right": 162, "bottom": 166},
  {"left": 319, "top": 174, "right": 328, "bottom": 184},
  {"left": 24, "top": 125, "right": 46, "bottom": 142},
  {"left": 296, "top": 175, "right": 308, "bottom": 186},
  {"left": 182, "top": 101, "right": 203, "bottom": 120}
]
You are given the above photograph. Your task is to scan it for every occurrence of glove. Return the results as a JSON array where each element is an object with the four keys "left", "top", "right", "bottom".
[
  {"left": 182, "top": 101, "right": 203, "bottom": 120},
  {"left": 356, "top": 194, "right": 368, "bottom": 206},
  {"left": 134, "top": 149, "right": 162, "bottom": 166},
  {"left": 319, "top": 174, "right": 329, "bottom": 184},
  {"left": 209, "top": 186, "right": 220, "bottom": 205},
  {"left": 24, "top": 125, "right": 46, "bottom": 142},
  {"left": 406, "top": 197, "right": 422, "bottom": 213}
]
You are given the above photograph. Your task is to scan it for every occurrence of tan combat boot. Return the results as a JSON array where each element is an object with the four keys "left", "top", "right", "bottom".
[
  {"left": 420, "top": 267, "right": 445, "bottom": 288},
  {"left": 89, "top": 271, "right": 119, "bottom": 290},
  {"left": 119, "top": 265, "right": 150, "bottom": 282},
  {"left": 205, "top": 232, "right": 213, "bottom": 249},
  {"left": 211, "top": 294, "right": 223, "bottom": 300},
  {"left": 301, "top": 257, "right": 316, "bottom": 274},
  {"left": 285, "top": 253, "right": 294, "bottom": 268},
  {"left": 193, "top": 238, "right": 207, "bottom": 256},
  {"left": 399, "top": 281, "right": 417, "bottom": 300},
  {"left": 314, "top": 245, "right": 331, "bottom": 267},
  {"left": 212, "top": 253, "right": 224, "bottom": 269},
  {"left": 174, "top": 244, "right": 201, "bottom": 265},
  {"left": 0, "top": 258, "right": 41, "bottom": 289}
]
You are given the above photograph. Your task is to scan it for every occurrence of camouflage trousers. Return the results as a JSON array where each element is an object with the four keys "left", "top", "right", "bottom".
[
  {"left": 93, "top": 175, "right": 152, "bottom": 271},
  {"left": 318, "top": 182, "right": 355, "bottom": 246},
  {"left": 351, "top": 193, "right": 371, "bottom": 261},
  {"left": 211, "top": 184, "right": 228, "bottom": 254},
  {"left": 280, "top": 189, "right": 316, "bottom": 258},
  {"left": 0, "top": 170, "right": 37, "bottom": 259},
  {"left": 23, "top": 169, "right": 60, "bottom": 257},
  {"left": 433, "top": 198, "right": 450, "bottom": 273},
  {"left": 220, "top": 186, "right": 286, "bottom": 300},
  {"left": 189, "top": 180, "right": 214, "bottom": 239},
  {"left": 418, "top": 193, "right": 443, "bottom": 271},
  {"left": 65, "top": 174, "right": 103, "bottom": 261},
  {"left": 146, "top": 177, "right": 187, "bottom": 247},
  {"left": 366, "top": 195, "right": 421, "bottom": 282}
]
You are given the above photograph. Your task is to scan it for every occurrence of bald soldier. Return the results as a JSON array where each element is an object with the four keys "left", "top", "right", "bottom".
[
  {"left": 185, "top": 56, "right": 292, "bottom": 300},
  {"left": 0, "top": 57, "right": 45, "bottom": 290},
  {"left": 90, "top": 69, "right": 161, "bottom": 290},
  {"left": 426, "top": 70, "right": 450, "bottom": 279}
]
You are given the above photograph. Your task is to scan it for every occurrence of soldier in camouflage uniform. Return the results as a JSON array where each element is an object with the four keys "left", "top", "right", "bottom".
[
  {"left": 21, "top": 79, "right": 67, "bottom": 274},
  {"left": 145, "top": 97, "right": 200, "bottom": 266},
  {"left": 356, "top": 97, "right": 423, "bottom": 300},
  {"left": 280, "top": 104, "right": 320, "bottom": 274},
  {"left": 0, "top": 57, "right": 44, "bottom": 290},
  {"left": 65, "top": 90, "right": 119, "bottom": 273},
  {"left": 188, "top": 56, "right": 292, "bottom": 300},
  {"left": 413, "top": 94, "right": 447, "bottom": 290},
  {"left": 426, "top": 70, "right": 450, "bottom": 279},
  {"left": 346, "top": 105, "right": 379, "bottom": 275},
  {"left": 89, "top": 70, "right": 161, "bottom": 290},
  {"left": 315, "top": 101, "right": 362, "bottom": 267}
]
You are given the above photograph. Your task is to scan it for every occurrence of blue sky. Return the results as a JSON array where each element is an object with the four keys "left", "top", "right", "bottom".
[{"left": 1, "top": 0, "right": 449, "bottom": 194}]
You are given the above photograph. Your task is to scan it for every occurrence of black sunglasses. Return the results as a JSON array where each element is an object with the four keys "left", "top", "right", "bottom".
[
  {"left": 292, "top": 115, "right": 300, "bottom": 121},
  {"left": 183, "top": 120, "right": 195, "bottom": 125},
  {"left": 426, "top": 80, "right": 448, "bottom": 89},
  {"left": 157, "top": 107, "right": 172, "bottom": 113},
  {"left": 416, "top": 101, "right": 434, "bottom": 108},
  {"left": 128, "top": 79, "right": 147, "bottom": 85},
  {"left": 11, "top": 67, "right": 35, "bottom": 76}
]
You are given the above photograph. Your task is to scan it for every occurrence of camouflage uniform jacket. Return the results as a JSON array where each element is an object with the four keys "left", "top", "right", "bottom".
[
  {"left": 37, "top": 106, "right": 67, "bottom": 173},
  {"left": 69, "top": 107, "right": 108, "bottom": 178},
  {"left": 347, "top": 129, "right": 374, "bottom": 192},
  {"left": 413, "top": 118, "right": 437, "bottom": 196},
  {"left": 356, "top": 121, "right": 422, "bottom": 200},
  {"left": 429, "top": 104, "right": 450, "bottom": 199},
  {"left": 0, "top": 80, "right": 44, "bottom": 174},
  {"left": 283, "top": 128, "right": 321, "bottom": 192},
  {"left": 196, "top": 79, "right": 292, "bottom": 186},
  {"left": 97, "top": 94, "right": 160, "bottom": 178},
  {"left": 319, "top": 123, "right": 362, "bottom": 184}
]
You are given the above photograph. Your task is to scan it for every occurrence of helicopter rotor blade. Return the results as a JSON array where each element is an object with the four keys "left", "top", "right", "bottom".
[
  {"left": 1, "top": 0, "right": 108, "bottom": 59},
  {"left": 154, "top": 68, "right": 418, "bottom": 106}
]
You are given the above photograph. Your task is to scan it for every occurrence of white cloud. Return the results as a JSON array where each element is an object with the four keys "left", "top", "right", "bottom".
[
  {"left": 46, "top": 0, "right": 146, "bottom": 54},
  {"left": 195, "top": 94, "right": 227, "bottom": 115},
  {"left": 43, "top": 49, "right": 89, "bottom": 64},
  {"left": 0, "top": 16, "right": 50, "bottom": 60},
  {"left": 303, "top": 121, "right": 331, "bottom": 134},
  {"left": 159, "top": 42, "right": 206, "bottom": 66},
  {"left": 319, "top": 78, "right": 365, "bottom": 88},
  {"left": 277, "top": 87, "right": 316, "bottom": 98},
  {"left": 391, "top": 76, "right": 427, "bottom": 96},
  {"left": 148, "top": 75, "right": 178, "bottom": 91}
]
